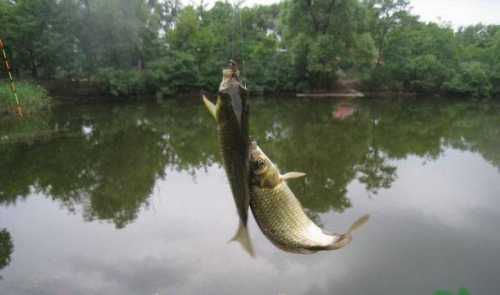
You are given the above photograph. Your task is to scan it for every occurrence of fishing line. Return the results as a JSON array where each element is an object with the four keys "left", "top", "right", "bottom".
[
  {"left": 232, "top": 1, "right": 247, "bottom": 87},
  {"left": 0, "top": 38, "right": 23, "bottom": 117},
  {"left": 238, "top": 5, "right": 244, "bottom": 72},
  {"left": 230, "top": 1, "right": 244, "bottom": 69}
]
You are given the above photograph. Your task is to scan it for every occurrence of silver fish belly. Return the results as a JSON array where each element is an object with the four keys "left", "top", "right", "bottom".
[{"left": 250, "top": 181, "right": 340, "bottom": 254}]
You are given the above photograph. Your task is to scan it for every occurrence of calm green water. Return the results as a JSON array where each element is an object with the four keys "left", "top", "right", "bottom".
[{"left": 1, "top": 97, "right": 500, "bottom": 295}]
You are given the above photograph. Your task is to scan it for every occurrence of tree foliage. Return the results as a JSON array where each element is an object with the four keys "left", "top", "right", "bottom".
[{"left": 1, "top": 0, "right": 499, "bottom": 98}]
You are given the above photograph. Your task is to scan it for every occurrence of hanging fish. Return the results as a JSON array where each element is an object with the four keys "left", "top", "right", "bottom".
[
  {"left": 249, "top": 141, "right": 369, "bottom": 254},
  {"left": 202, "top": 62, "right": 253, "bottom": 256}
]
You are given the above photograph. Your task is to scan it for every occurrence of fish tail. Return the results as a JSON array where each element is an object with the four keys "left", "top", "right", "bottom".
[
  {"left": 202, "top": 95, "right": 217, "bottom": 119},
  {"left": 325, "top": 214, "right": 370, "bottom": 250},
  {"left": 347, "top": 214, "right": 370, "bottom": 234},
  {"left": 325, "top": 233, "right": 353, "bottom": 250},
  {"left": 229, "top": 221, "right": 255, "bottom": 257}
]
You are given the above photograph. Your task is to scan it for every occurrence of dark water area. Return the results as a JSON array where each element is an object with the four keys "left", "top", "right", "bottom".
[{"left": 1, "top": 97, "right": 500, "bottom": 295}]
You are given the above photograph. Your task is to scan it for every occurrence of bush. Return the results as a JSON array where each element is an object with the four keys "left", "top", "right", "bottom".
[
  {"left": 0, "top": 81, "right": 52, "bottom": 114},
  {"left": 362, "top": 65, "right": 405, "bottom": 91},
  {"left": 410, "top": 54, "right": 450, "bottom": 92},
  {"left": 144, "top": 51, "right": 200, "bottom": 99},
  {"left": 444, "top": 62, "right": 492, "bottom": 98},
  {"left": 489, "top": 63, "right": 500, "bottom": 96},
  {"left": 95, "top": 52, "right": 204, "bottom": 99},
  {"left": 95, "top": 68, "right": 147, "bottom": 97}
]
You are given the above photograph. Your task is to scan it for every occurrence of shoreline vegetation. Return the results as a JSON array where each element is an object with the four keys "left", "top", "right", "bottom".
[
  {"left": 0, "top": 0, "right": 499, "bottom": 103},
  {"left": 0, "top": 81, "right": 51, "bottom": 115}
]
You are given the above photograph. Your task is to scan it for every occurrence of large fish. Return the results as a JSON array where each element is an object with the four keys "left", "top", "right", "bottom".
[
  {"left": 202, "top": 65, "right": 254, "bottom": 256},
  {"left": 249, "top": 141, "right": 370, "bottom": 254}
]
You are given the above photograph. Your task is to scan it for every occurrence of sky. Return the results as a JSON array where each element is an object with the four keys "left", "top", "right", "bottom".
[
  {"left": 197, "top": 0, "right": 500, "bottom": 28},
  {"left": 409, "top": 0, "right": 500, "bottom": 27}
]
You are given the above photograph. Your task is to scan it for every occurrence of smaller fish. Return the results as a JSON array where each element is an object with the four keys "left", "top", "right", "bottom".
[{"left": 249, "top": 141, "right": 370, "bottom": 253}]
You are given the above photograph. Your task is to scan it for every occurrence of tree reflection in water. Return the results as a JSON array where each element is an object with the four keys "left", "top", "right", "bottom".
[
  {"left": 0, "top": 229, "right": 13, "bottom": 279},
  {"left": 0, "top": 98, "right": 499, "bottom": 228}
]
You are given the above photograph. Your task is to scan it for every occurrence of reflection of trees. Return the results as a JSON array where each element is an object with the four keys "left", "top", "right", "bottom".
[
  {"left": 444, "top": 101, "right": 500, "bottom": 170},
  {"left": 250, "top": 98, "right": 500, "bottom": 213},
  {"left": 0, "top": 103, "right": 217, "bottom": 228},
  {"left": 250, "top": 100, "right": 372, "bottom": 213},
  {"left": 368, "top": 98, "right": 500, "bottom": 170},
  {"left": 0, "top": 229, "right": 13, "bottom": 276},
  {"left": 0, "top": 98, "right": 499, "bottom": 228},
  {"left": 356, "top": 147, "right": 397, "bottom": 195},
  {"left": 369, "top": 99, "right": 449, "bottom": 160}
]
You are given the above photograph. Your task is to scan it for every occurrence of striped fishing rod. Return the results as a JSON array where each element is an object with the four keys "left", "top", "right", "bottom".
[{"left": 0, "top": 38, "right": 23, "bottom": 117}]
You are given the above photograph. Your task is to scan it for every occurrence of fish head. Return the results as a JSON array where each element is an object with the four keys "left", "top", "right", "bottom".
[
  {"left": 219, "top": 68, "right": 241, "bottom": 93},
  {"left": 218, "top": 67, "right": 244, "bottom": 124},
  {"left": 250, "top": 141, "right": 280, "bottom": 187},
  {"left": 250, "top": 141, "right": 270, "bottom": 174}
]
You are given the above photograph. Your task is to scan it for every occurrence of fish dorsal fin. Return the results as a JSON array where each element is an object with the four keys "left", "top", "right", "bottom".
[
  {"left": 202, "top": 95, "right": 217, "bottom": 119},
  {"left": 280, "top": 172, "right": 306, "bottom": 181}
]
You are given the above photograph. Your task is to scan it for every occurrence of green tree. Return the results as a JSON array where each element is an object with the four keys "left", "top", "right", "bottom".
[
  {"left": 444, "top": 62, "right": 492, "bottom": 98},
  {"left": 363, "top": 0, "right": 410, "bottom": 65},
  {"left": 282, "top": 0, "right": 365, "bottom": 90},
  {"left": 1, "top": 0, "right": 499, "bottom": 97}
]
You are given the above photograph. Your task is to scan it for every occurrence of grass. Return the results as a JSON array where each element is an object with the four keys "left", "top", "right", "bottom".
[{"left": 0, "top": 81, "right": 52, "bottom": 115}]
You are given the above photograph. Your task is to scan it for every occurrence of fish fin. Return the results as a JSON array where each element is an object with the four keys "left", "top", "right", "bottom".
[
  {"left": 328, "top": 233, "right": 353, "bottom": 250},
  {"left": 229, "top": 222, "right": 255, "bottom": 258},
  {"left": 347, "top": 214, "right": 370, "bottom": 234},
  {"left": 322, "top": 215, "right": 370, "bottom": 251},
  {"left": 202, "top": 95, "right": 217, "bottom": 119},
  {"left": 281, "top": 172, "right": 306, "bottom": 181}
]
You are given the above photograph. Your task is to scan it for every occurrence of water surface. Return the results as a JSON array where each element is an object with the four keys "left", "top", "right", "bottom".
[{"left": 1, "top": 97, "right": 500, "bottom": 294}]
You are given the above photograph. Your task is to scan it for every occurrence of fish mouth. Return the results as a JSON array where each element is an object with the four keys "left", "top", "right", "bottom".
[
  {"left": 249, "top": 141, "right": 263, "bottom": 162},
  {"left": 219, "top": 68, "right": 242, "bottom": 92},
  {"left": 249, "top": 140, "right": 267, "bottom": 174},
  {"left": 250, "top": 140, "right": 258, "bottom": 151}
]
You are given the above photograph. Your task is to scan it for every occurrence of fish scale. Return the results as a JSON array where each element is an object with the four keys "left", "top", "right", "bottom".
[
  {"left": 216, "top": 91, "right": 250, "bottom": 226},
  {"left": 251, "top": 181, "right": 336, "bottom": 253},
  {"left": 203, "top": 67, "right": 368, "bottom": 255},
  {"left": 202, "top": 76, "right": 254, "bottom": 256}
]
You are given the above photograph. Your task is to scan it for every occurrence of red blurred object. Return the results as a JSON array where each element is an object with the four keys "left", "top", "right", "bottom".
[{"left": 334, "top": 104, "right": 354, "bottom": 120}]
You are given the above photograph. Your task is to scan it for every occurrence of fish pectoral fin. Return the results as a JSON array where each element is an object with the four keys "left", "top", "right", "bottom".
[
  {"left": 280, "top": 172, "right": 306, "bottom": 181},
  {"left": 229, "top": 222, "right": 255, "bottom": 258},
  {"left": 202, "top": 95, "right": 217, "bottom": 119}
]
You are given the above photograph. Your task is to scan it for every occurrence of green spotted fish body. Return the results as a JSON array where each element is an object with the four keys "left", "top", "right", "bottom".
[
  {"left": 215, "top": 85, "right": 250, "bottom": 227},
  {"left": 249, "top": 142, "right": 369, "bottom": 254},
  {"left": 251, "top": 182, "right": 340, "bottom": 253},
  {"left": 203, "top": 69, "right": 253, "bottom": 255}
]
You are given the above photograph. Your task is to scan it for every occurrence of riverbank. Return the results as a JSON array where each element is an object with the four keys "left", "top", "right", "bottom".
[
  {"left": 33, "top": 79, "right": 429, "bottom": 101},
  {"left": 3, "top": 80, "right": 498, "bottom": 113},
  {"left": 0, "top": 81, "right": 52, "bottom": 115}
]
